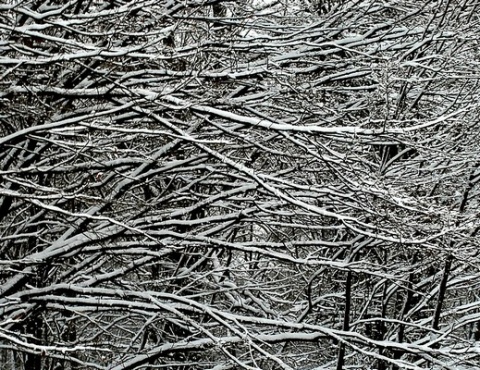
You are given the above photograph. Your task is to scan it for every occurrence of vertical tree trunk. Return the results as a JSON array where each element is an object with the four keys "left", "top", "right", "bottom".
[
  {"left": 432, "top": 255, "right": 452, "bottom": 332},
  {"left": 393, "top": 252, "right": 419, "bottom": 367},
  {"left": 336, "top": 271, "right": 352, "bottom": 370},
  {"left": 377, "top": 282, "right": 388, "bottom": 370}
]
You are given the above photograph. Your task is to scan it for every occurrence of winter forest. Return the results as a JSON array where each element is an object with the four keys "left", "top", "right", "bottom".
[{"left": 2, "top": 0, "right": 480, "bottom": 369}]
